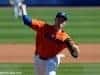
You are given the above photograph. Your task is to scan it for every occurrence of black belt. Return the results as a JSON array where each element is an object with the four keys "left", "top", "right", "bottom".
[
  {"left": 39, "top": 56, "right": 49, "bottom": 60},
  {"left": 35, "top": 54, "right": 49, "bottom": 60}
]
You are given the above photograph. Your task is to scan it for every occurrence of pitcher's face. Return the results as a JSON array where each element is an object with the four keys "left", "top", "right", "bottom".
[{"left": 55, "top": 17, "right": 67, "bottom": 28}]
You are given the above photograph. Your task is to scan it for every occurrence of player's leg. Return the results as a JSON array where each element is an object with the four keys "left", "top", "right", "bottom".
[
  {"left": 9, "top": 0, "right": 18, "bottom": 18},
  {"left": 14, "top": 5, "right": 19, "bottom": 18},
  {"left": 18, "top": 2, "right": 23, "bottom": 17},
  {"left": 46, "top": 54, "right": 65, "bottom": 75},
  {"left": 33, "top": 54, "right": 64, "bottom": 75},
  {"left": 34, "top": 55, "right": 47, "bottom": 75},
  {"left": 46, "top": 56, "right": 60, "bottom": 75}
]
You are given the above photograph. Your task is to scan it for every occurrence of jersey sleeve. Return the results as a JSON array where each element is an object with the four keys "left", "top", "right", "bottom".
[
  {"left": 56, "top": 32, "right": 70, "bottom": 42},
  {"left": 31, "top": 19, "right": 46, "bottom": 31},
  {"left": 22, "top": 15, "right": 45, "bottom": 31}
]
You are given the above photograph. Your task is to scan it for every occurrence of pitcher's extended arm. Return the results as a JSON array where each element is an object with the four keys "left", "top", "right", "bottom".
[
  {"left": 20, "top": 4, "right": 32, "bottom": 27},
  {"left": 64, "top": 38, "right": 80, "bottom": 58}
]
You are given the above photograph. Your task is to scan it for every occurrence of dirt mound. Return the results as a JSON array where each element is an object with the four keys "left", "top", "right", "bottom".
[{"left": 0, "top": 44, "right": 100, "bottom": 63}]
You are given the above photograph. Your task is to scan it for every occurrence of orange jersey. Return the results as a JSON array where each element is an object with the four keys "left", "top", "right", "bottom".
[{"left": 31, "top": 19, "right": 70, "bottom": 59}]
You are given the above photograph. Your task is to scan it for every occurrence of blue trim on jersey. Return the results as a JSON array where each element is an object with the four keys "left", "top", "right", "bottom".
[{"left": 22, "top": 15, "right": 32, "bottom": 27}]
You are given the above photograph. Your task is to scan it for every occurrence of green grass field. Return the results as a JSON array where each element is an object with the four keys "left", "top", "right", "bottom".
[
  {"left": 0, "top": 7, "right": 100, "bottom": 75},
  {"left": 0, "top": 63, "right": 100, "bottom": 75},
  {"left": 0, "top": 7, "right": 100, "bottom": 43}
]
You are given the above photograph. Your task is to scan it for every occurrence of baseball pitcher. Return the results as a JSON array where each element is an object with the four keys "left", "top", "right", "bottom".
[{"left": 20, "top": 4, "right": 80, "bottom": 75}]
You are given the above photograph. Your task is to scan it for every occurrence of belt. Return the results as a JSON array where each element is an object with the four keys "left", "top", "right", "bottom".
[
  {"left": 35, "top": 52, "right": 49, "bottom": 60},
  {"left": 35, "top": 52, "right": 50, "bottom": 60},
  {"left": 39, "top": 56, "right": 49, "bottom": 60},
  {"left": 35, "top": 54, "right": 49, "bottom": 60}
]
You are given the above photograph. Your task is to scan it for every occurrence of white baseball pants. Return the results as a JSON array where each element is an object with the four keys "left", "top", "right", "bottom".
[{"left": 33, "top": 54, "right": 64, "bottom": 75}]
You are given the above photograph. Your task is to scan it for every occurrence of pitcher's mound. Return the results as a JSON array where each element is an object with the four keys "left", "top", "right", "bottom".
[{"left": 0, "top": 44, "right": 100, "bottom": 63}]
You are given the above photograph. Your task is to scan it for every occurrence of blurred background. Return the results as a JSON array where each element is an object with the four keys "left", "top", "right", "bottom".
[
  {"left": 0, "top": 0, "right": 100, "bottom": 75},
  {"left": 0, "top": 0, "right": 100, "bottom": 43},
  {"left": 1, "top": 0, "right": 100, "bottom": 6}
]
